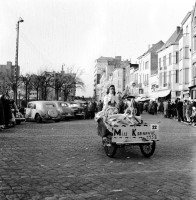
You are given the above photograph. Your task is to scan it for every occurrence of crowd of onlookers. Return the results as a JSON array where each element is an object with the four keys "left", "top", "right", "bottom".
[
  {"left": 1, "top": 92, "right": 196, "bottom": 130},
  {"left": 142, "top": 98, "right": 196, "bottom": 126},
  {"left": 87, "top": 96, "right": 196, "bottom": 127}
]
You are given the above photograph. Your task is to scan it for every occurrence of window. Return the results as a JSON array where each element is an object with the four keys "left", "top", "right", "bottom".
[
  {"left": 185, "top": 47, "right": 189, "bottom": 59},
  {"left": 179, "top": 69, "right": 182, "bottom": 84},
  {"left": 179, "top": 49, "right": 182, "bottom": 60},
  {"left": 159, "top": 58, "right": 162, "bottom": 69},
  {"left": 194, "top": 36, "right": 196, "bottom": 52},
  {"left": 185, "top": 68, "right": 189, "bottom": 84},
  {"left": 145, "top": 61, "right": 149, "bottom": 70},
  {"left": 186, "top": 25, "right": 188, "bottom": 34},
  {"left": 176, "top": 70, "right": 179, "bottom": 83},
  {"left": 168, "top": 71, "right": 171, "bottom": 87},
  {"left": 176, "top": 51, "right": 179, "bottom": 64},
  {"left": 176, "top": 91, "right": 181, "bottom": 97},
  {"left": 163, "top": 72, "right": 167, "bottom": 86},
  {"left": 163, "top": 56, "right": 166, "bottom": 67},
  {"left": 169, "top": 53, "right": 172, "bottom": 65},
  {"left": 159, "top": 72, "right": 162, "bottom": 86}
]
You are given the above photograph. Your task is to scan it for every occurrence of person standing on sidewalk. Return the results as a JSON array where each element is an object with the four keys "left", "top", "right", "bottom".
[
  {"left": 1, "top": 94, "right": 12, "bottom": 129},
  {"left": 176, "top": 98, "right": 184, "bottom": 122},
  {"left": 0, "top": 95, "right": 5, "bottom": 130}
]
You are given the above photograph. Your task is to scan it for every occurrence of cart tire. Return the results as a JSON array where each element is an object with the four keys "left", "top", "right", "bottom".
[
  {"left": 16, "top": 121, "right": 21, "bottom": 125},
  {"left": 140, "top": 141, "right": 156, "bottom": 158},
  {"left": 35, "top": 114, "right": 42, "bottom": 123},
  {"left": 103, "top": 137, "right": 117, "bottom": 158}
]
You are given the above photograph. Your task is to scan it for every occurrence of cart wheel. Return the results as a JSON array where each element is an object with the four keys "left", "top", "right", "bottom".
[
  {"left": 102, "top": 136, "right": 117, "bottom": 158},
  {"left": 140, "top": 141, "right": 156, "bottom": 158},
  {"left": 16, "top": 121, "right": 21, "bottom": 125}
]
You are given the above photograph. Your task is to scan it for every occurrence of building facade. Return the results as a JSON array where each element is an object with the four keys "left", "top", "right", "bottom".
[
  {"left": 137, "top": 41, "right": 164, "bottom": 97},
  {"left": 190, "top": 3, "right": 196, "bottom": 99},
  {"left": 0, "top": 61, "right": 20, "bottom": 97}
]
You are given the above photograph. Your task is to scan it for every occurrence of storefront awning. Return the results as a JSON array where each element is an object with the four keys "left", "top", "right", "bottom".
[{"left": 150, "top": 89, "right": 171, "bottom": 99}]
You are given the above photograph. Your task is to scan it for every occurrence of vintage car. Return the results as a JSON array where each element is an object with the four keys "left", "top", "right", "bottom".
[
  {"left": 52, "top": 101, "right": 75, "bottom": 120},
  {"left": 25, "top": 101, "right": 61, "bottom": 123},
  {"left": 66, "top": 101, "right": 85, "bottom": 118}
]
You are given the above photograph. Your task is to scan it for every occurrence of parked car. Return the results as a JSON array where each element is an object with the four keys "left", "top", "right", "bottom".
[
  {"left": 67, "top": 101, "right": 85, "bottom": 119},
  {"left": 52, "top": 101, "right": 74, "bottom": 120},
  {"left": 25, "top": 101, "right": 61, "bottom": 123}
]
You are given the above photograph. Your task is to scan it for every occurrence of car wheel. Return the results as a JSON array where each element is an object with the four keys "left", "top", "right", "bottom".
[{"left": 35, "top": 114, "right": 42, "bottom": 123}]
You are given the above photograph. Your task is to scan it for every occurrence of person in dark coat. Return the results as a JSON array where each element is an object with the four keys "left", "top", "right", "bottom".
[
  {"left": 1, "top": 94, "right": 12, "bottom": 128},
  {"left": 0, "top": 95, "right": 5, "bottom": 129},
  {"left": 176, "top": 98, "right": 184, "bottom": 122}
]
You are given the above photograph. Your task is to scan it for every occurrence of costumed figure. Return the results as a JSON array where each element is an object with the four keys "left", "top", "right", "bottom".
[{"left": 95, "top": 85, "right": 142, "bottom": 138}]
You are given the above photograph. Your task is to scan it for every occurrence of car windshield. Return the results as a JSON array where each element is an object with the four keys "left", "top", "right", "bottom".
[
  {"left": 60, "top": 102, "right": 68, "bottom": 107},
  {"left": 70, "top": 103, "right": 78, "bottom": 107}
]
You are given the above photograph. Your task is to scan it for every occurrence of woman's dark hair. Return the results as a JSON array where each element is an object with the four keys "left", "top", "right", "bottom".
[{"left": 106, "top": 85, "right": 116, "bottom": 95}]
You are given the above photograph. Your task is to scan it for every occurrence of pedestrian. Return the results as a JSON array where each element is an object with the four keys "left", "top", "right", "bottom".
[
  {"left": 1, "top": 93, "right": 12, "bottom": 129},
  {"left": 176, "top": 98, "right": 184, "bottom": 122},
  {"left": 0, "top": 95, "right": 5, "bottom": 130},
  {"left": 97, "top": 100, "right": 103, "bottom": 112},
  {"left": 186, "top": 100, "right": 192, "bottom": 123},
  {"left": 117, "top": 94, "right": 124, "bottom": 114},
  {"left": 183, "top": 100, "right": 187, "bottom": 122},
  {"left": 153, "top": 101, "right": 158, "bottom": 115},
  {"left": 190, "top": 107, "right": 196, "bottom": 126},
  {"left": 167, "top": 100, "right": 172, "bottom": 118},
  {"left": 163, "top": 100, "right": 168, "bottom": 118}
]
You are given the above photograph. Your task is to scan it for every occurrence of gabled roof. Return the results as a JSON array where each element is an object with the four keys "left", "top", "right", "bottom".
[
  {"left": 96, "top": 56, "right": 114, "bottom": 62},
  {"left": 157, "top": 27, "right": 183, "bottom": 53},
  {"left": 138, "top": 40, "right": 164, "bottom": 59},
  {"left": 181, "top": 11, "right": 191, "bottom": 25}
]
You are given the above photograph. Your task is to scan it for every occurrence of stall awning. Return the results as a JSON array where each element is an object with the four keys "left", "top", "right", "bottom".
[{"left": 150, "top": 89, "right": 171, "bottom": 99}]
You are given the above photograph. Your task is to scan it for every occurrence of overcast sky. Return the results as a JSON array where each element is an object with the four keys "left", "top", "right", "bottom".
[{"left": 0, "top": 0, "right": 195, "bottom": 97}]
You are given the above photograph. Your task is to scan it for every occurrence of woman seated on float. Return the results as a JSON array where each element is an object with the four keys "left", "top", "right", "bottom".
[{"left": 102, "top": 85, "right": 119, "bottom": 114}]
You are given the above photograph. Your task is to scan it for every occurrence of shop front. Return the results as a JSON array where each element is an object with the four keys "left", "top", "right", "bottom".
[{"left": 189, "top": 85, "right": 196, "bottom": 99}]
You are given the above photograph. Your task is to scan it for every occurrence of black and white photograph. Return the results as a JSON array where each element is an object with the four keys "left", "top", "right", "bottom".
[{"left": 1, "top": 0, "right": 196, "bottom": 199}]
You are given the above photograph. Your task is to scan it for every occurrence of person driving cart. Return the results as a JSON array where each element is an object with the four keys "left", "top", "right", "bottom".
[{"left": 96, "top": 85, "right": 119, "bottom": 137}]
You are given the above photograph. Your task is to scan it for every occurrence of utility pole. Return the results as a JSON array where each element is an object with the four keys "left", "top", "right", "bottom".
[{"left": 14, "top": 17, "right": 24, "bottom": 105}]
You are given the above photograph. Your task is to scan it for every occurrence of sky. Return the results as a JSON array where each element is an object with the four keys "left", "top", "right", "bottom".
[{"left": 0, "top": 0, "right": 195, "bottom": 97}]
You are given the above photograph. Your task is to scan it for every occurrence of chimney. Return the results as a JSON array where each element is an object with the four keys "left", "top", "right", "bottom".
[
  {"left": 177, "top": 26, "right": 181, "bottom": 34},
  {"left": 148, "top": 44, "right": 151, "bottom": 50},
  {"left": 115, "top": 56, "right": 121, "bottom": 61}
]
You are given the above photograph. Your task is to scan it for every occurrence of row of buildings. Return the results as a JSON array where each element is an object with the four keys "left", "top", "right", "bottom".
[{"left": 94, "top": 5, "right": 196, "bottom": 102}]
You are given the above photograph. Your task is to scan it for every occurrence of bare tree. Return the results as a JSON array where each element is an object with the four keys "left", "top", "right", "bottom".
[
  {"left": 61, "top": 67, "right": 85, "bottom": 101},
  {"left": 19, "top": 74, "right": 33, "bottom": 101},
  {"left": 39, "top": 71, "right": 54, "bottom": 100}
]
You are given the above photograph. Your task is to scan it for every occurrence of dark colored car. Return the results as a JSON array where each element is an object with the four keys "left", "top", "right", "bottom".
[
  {"left": 52, "top": 101, "right": 75, "bottom": 120},
  {"left": 67, "top": 101, "right": 85, "bottom": 119}
]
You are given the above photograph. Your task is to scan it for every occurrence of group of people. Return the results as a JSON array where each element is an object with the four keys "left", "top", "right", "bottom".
[
  {"left": 142, "top": 98, "right": 196, "bottom": 126},
  {"left": 0, "top": 93, "right": 18, "bottom": 130}
]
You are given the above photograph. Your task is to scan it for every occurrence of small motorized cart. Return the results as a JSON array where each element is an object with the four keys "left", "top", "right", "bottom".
[{"left": 95, "top": 97, "right": 159, "bottom": 158}]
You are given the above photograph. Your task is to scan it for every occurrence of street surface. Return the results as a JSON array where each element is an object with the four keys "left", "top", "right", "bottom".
[{"left": 0, "top": 113, "right": 196, "bottom": 200}]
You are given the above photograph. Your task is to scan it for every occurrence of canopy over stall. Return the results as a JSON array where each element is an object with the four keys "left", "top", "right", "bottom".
[{"left": 149, "top": 89, "right": 171, "bottom": 100}]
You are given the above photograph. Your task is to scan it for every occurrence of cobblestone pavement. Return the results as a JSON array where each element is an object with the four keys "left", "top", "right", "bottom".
[{"left": 0, "top": 113, "right": 196, "bottom": 200}]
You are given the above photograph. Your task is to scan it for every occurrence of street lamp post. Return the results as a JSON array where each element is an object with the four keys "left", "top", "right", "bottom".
[{"left": 14, "top": 17, "right": 24, "bottom": 105}]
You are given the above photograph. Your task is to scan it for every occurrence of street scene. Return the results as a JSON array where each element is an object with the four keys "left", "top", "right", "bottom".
[
  {"left": 1, "top": 0, "right": 196, "bottom": 200},
  {"left": 0, "top": 114, "right": 196, "bottom": 200}
]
